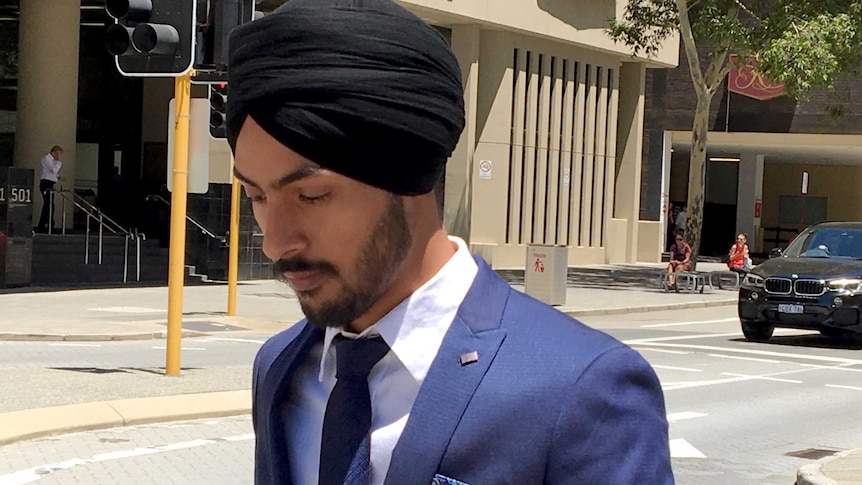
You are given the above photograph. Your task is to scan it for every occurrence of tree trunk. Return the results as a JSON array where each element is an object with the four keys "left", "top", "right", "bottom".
[{"left": 684, "top": 94, "right": 711, "bottom": 270}]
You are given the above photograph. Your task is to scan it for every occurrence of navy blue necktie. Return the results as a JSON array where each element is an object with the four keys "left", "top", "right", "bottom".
[{"left": 320, "top": 335, "right": 390, "bottom": 485}]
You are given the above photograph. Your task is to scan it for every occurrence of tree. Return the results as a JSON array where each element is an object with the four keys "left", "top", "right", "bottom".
[{"left": 608, "top": 0, "right": 862, "bottom": 267}]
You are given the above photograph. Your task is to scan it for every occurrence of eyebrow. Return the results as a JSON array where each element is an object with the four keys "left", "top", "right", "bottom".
[{"left": 233, "top": 164, "right": 322, "bottom": 190}]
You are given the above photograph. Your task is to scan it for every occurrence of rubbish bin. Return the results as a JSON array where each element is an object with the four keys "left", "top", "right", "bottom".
[
  {"left": 524, "top": 244, "right": 567, "bottom": 306},
  {"left": 0, "top": 167, "right": 35, "bottom": 288}
]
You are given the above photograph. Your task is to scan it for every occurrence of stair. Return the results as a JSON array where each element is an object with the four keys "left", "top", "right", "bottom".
[{"left": 31, "top": 233, "right": 181, "bottom": 286}]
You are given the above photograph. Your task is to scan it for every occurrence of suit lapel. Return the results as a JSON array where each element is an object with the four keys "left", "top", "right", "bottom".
[
  {"left": 257, "top": 322, "right": 323, "bottom": 485},
  {"left": 384, "top": 258, "right": 511, "bottom": 485}
]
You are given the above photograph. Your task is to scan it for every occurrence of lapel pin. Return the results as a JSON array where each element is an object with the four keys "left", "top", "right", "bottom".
[{"left": 459, "top": 351, "right": 479, "bottom": 366}]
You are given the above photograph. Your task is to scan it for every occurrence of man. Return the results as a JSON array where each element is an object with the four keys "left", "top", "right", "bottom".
[
  {"left": 227, "top": 1, "right": 673, "bottom": 484},
  {"left": 37, "top": 145, "right": 63, "bottom": 232},
  {"left": 674, "top": 204, "right": 688, "bottom": 237}
]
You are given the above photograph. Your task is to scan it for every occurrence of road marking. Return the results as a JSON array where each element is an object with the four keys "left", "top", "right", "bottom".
[
  {"left": 667, "top": 412, "right": 707, "bottom": 422},
  {"left": 151, "top": 346, "right": 206, "bottom": 351},
  {"left": 670, "top": 438, "right": 706, "bottom": 458},
  {"left": 88, "top": 306, "right": 164, "bottom": 314},
  {"left": 0, "top": 434, "right": 254, "bottom": 484},
  {"left": 628, "top": 341, "right": 862, "bottom": 366},
  {"left": 637, "top": 348, "right": 689, "bottom": 355},
  {"left": 825, "top": 384, "right": 862, "bottom": 391},
  {"left": 663, "top": 366, "right": 821, "bottom": 391},
  {"left": 653, "top": 365, "right": 703, "bottom": 372},
  {"left": 46, "top": 343, "right": 102, "bottom": 347},
  {"left": 200, "top": 337, "right": 266, "bottom": 344},
  {"left": 801, "top": 363, "right": 862, "bottom": 374},
  {"left": 721, "top": 372, "right": 803, "bottom": 384},
  {"left": 641, "top": 318, "right": 738, "bottom": 328},
  {"left": 707, "top": 353, "right": 780, "bottom": 364}
]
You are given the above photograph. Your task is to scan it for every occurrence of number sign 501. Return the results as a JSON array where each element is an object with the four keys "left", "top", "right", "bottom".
[{"left": 0, "top": 186, "right": 32, "bottom": 203}]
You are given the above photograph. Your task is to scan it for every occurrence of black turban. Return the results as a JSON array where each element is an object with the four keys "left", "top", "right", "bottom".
[{"left": 226, "top": 0, "right": 465, "bottom": 195}]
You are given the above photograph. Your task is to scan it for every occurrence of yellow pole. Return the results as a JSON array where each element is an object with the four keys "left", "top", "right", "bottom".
[
  {"left": 227, "top": 156, "right": 240, "bottom": 316},
  {"left": 166, "top": 72, "right": 192, "bottom": 376}
]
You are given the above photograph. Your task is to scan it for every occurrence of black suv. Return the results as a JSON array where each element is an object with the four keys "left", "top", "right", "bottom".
[{"left": 738, "top": 222, "right": 862, "bottom": 342}]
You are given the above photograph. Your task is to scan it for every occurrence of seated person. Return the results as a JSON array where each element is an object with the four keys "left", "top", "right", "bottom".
[
  {"left": 728, "top": 232, "right": 751, "bottom": 275},
  {"left": 667, "top": 233, "right": 692, "bottom": 290}
]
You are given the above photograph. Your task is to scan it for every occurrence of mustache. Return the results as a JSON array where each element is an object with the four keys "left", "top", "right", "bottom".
[{"left": 272, "top": 257, "right": 337, "bottom": 282}]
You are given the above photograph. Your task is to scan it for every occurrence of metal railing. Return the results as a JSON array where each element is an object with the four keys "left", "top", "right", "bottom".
[
  {"left": 145, "top": 194, "right": 227, "bottom": 246},
  {"left": 48, "top": 189, "right": 145, "bottom": 282}
]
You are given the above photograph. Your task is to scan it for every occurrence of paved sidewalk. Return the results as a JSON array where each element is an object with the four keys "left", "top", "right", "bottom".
[
  {"left": 0, "top": 262, "right": 736, "bottom": 340},
  {"left": 4, "top": 261, "right": 857, "bottom": 483}
]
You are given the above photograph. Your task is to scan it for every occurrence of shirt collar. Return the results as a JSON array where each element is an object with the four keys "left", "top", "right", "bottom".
[{"left": 319, "top": 236, "right": 478, "bottom": 382}]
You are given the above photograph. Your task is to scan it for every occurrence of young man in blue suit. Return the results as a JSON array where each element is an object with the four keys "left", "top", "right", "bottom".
[{"left": 226, "top": 1, "right": 674, "bottom": 484}]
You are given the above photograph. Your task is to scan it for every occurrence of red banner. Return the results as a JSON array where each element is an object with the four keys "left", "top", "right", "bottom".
[{"left": 728, "top": 55, "right": 786, "bottom": 101}]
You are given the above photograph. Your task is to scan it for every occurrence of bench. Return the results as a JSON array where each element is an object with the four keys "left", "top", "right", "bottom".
[
  {"left": 708, "top": 270, "right": 741, "bottom": 290},
  {"left": 658, "top": 270, "right": 711, "bottom": 294}
]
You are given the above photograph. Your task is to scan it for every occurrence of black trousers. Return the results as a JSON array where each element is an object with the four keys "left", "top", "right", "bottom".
[{"left": 37, "top": 179, "right": 55, "bottom": 230}]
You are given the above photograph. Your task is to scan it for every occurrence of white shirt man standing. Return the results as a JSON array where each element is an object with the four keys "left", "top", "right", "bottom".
[
  {"left": 674, "top": 205, "right": 688, "bottom": 236},
  {"left": 37, "top": 145, "right": 63, "bottom": 232}
]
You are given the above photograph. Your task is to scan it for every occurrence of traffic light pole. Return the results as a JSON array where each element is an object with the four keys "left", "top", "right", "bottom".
[
  {"left": 166, "top": 71, "right": 192, "bottom": 376},
  {"left": 227, "top": 156, "right": 240, "bottom": 316}
]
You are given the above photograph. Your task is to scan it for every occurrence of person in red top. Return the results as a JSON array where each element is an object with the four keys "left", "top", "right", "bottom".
[
  {"left": 666, "top": 232, "right": 692, "bottom": 289},
  {"left": 728, "top": 232, "right": 750, "bottom": 275}
]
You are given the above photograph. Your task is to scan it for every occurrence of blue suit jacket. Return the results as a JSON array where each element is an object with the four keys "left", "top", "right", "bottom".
[{"left": 252, "top": 257, "right": 674, "bottom": 484}]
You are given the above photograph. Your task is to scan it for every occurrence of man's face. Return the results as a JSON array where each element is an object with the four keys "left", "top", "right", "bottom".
[
  {"left": 233, "top": 117, "right": 413, "bottom": 329},
  {"left": 51, "top": 150, "right": 62, "bottom": 161}
]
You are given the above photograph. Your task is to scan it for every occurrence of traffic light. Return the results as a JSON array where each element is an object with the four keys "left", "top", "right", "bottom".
[
  {"left": 104, "top": 0, "right": 196, "bottom": 76},
  {"left": 196, "top": 0, "right": 260, "bottom": 71},
  {"left": 209, "top": 83, "right": 228, "bottom": 139}
]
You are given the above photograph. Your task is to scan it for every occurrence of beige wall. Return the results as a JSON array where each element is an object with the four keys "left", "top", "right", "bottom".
[
  {"left": 399, "top": 0, "right": 678, "bottom": 68},
  {"left": 761, "top": 163, "right": 862, "bottom": 228},
  {"left": 461, "top": 28, "right": 627, "bottom": 268}
]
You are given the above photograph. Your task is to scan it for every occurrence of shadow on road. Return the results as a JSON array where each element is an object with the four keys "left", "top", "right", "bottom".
[{"left": 730, "top": 335, "right": 862, "bottom": 351}]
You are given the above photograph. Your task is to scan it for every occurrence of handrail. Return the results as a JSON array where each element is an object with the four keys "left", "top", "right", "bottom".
[
  {"left": 56, "top": 189, "right": 130, "bottom": 236},
  {"left": 145, "top": 194, "right": 226, "bottom": 244},
  {"left": 45, "top": 189, "right": 144, "bottom": 283}
]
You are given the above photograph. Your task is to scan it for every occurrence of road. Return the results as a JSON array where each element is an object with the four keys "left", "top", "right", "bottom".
[{"left": 1, "top": 307, "right": 861, "bottom": 484}]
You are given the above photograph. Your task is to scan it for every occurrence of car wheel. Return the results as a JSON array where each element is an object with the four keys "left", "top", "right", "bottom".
[{"left": 741, "top": 320, "right": 774, "bottom": 342}]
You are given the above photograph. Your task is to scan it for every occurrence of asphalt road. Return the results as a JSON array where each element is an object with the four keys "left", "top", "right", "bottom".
[{"left": 2, "top": 307, "right": 862, "bottom": 484}]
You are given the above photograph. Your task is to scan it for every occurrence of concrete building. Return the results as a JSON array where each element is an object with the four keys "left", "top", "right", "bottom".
[
  {"left": 0, "top": 0, "right": 679, "bottom": 284},
  {"left": 642, "top": 48, "right": 862, "bottom": 257}
]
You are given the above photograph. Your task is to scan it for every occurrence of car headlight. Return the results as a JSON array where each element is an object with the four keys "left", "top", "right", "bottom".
[
  {"left": 745, "top": 274, "right": 765, "bottom": 287},
  {"left": 827, "top": 279, "right": 862, "bottom": 293}
]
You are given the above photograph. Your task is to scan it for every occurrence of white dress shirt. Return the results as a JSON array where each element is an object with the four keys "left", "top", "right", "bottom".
[
  {"left": 283, "top": 236, "right": 478, "bottom": 485},
  {"left": 40, "top": 154, "right": 62, "bottom": 182}
]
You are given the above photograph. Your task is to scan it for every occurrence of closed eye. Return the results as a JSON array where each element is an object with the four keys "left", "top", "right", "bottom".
[{"left": 299, "top": 193, "right": 330, "bottom": 204}]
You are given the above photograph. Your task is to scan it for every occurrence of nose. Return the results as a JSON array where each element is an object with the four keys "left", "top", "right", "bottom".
[{"left": 259, "top": 199, "right": 306, "bottom": 261}]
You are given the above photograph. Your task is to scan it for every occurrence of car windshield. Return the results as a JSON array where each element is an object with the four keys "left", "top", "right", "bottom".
[{"left": 783, "top": 227, "right": 862, "bottom": 259}]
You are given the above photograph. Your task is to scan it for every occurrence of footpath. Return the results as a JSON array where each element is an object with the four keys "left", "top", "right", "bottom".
[{"left": 0, "top": 261, "right": 857, "bottom": 484}]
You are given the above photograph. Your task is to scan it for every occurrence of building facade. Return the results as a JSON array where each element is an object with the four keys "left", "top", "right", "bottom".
[
  {"left": 0, "top": 0, "right": 679, "bottom": 283},
  {"left": 642, "top": 47, "right": 862, "bottom": 257}
]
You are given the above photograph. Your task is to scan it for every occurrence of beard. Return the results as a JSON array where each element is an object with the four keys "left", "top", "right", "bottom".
[{"left": 272, "top": 195, "right": 412, "bottom": 329}]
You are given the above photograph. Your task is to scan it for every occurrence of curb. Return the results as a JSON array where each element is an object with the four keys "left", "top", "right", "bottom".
[
  {"left": 561, "top": 298, "right": 737, "bottom": 317},
  {"left": 0, "top": 390, "right": 251, "bottom": 447},
  {"left": 797, "top": 448, "right": 862, "bottom": 485},
  {"left": 0, "top": 330, "right": 210, "bottom": 342}
]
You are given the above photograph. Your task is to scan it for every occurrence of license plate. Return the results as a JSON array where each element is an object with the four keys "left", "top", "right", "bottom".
[{"left": 778, "top": 304, "right": 804, "bottom": 314}]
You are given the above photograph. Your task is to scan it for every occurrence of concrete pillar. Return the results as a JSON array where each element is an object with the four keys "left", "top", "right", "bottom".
[
  {"left": 737, "top": 153, "right": 765, "bottom": 251},
  {"left": 613, "top": 62, "right": 646, "bottom": 262},
  {"left": 15, "top": 0, "right": 81, "bottom": 226},
  {"left": 444, "top": 24, "right": 480, "bottom": 242}
]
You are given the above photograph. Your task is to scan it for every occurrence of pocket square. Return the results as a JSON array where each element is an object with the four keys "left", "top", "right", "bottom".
[{"left": 431, "top": 474, "right": 470, "bottom": 485}]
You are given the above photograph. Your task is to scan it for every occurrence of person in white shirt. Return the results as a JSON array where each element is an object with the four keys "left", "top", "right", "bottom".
[
  {"left": 36, "top": 145, "right": 64, "bottom": 232},
  {"left": 674, "top": 204, "right": 688, "bottom": 236}
]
